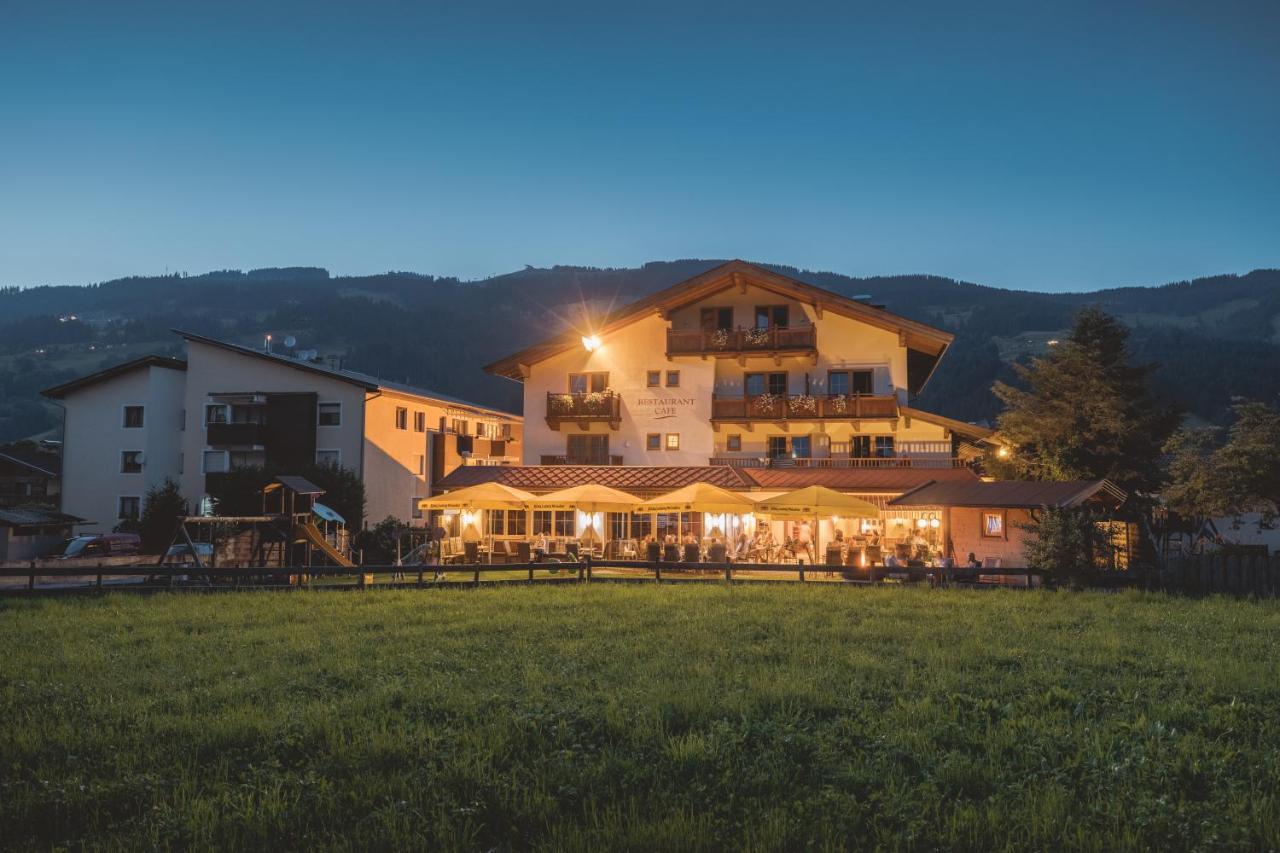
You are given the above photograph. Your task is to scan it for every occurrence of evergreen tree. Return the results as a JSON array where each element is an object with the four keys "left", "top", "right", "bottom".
[
  {"left": 137, "top": 479, "right": 188, "bottom": 553},
  {"left": 1164, "top": 400, "right": 1280, "bottom": 523},
  {"left": 1019, "top": 506, "right": 1109, "bottom": 589},
  {"left": 993, "top": 306, "right": 1178, "bottom": 494}
]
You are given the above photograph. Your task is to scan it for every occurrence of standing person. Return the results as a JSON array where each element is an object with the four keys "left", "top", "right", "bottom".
[{"left": 797, "top": 519, "right": 814, "bottom": 564}]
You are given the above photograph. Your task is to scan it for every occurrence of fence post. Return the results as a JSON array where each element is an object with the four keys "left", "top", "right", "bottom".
[
  {"left": 529, "top": 562, "right": 536, "bottom": 582},
  {"left": 578, "top": 556, "right": 587, "bottom": 582},
  {"left": 28, "top": 560, "right": 35, "bottom": 591},
  {"left": 724, "top": 563, "right": 732, "bottom": 583},
  {"left": 96, "top": 561, "right": 104, "bottom": 590},
  {"left": 654, "top": 560, "right": 662, "bottom": 583},
  {"left": 587, "top": 556, "right": 593, "bottom": 582},
  {"left": 473, "top": 565, "right": 480, "bottom": 585},
  {"left": 798, "top": 560, "right": 805, "bottom": 583},
  {"left": 416, "top": 569, "right": 424, "bottom": 588}
]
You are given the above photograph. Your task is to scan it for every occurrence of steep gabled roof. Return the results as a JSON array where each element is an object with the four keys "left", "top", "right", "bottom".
[
  {"left": 484, "top": 260, "right": 954, "bottom": 391},
  {"left": 888, "top": 479, "right": 1127, "bottom": 509},
  {"left": 175, "top": 330, "right": 519, "bottom": 419},
  {"left": 41, "top": 355, "right": 187, "bottom": 400}
]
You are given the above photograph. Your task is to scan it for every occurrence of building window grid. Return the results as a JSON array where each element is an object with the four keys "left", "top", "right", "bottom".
[{"left": 122, "top": 406, "right": 145, "bottom": 428}]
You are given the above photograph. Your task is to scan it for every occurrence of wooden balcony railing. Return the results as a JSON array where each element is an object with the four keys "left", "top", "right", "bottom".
[
  {"left": 545, "top": 391, "right": 622, "bottom": 430},
  {"left": 539, "top": 454, "right": 625, "bottom": 466},
  {"left": 666, "top": 325, "right": 816, "bottom": 357},
  {"left": 711, "top": 393, "right": 898, "bottom": 421}
]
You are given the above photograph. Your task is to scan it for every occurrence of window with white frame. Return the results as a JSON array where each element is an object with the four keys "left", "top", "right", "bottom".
[
  {"left": 202, "top": 450, "right": 228, "bottom": 473},
  {"left": 122, "top": 406, "right": 144, "bottom": 428},
  {"left": 318, "top": 402, "right": 341, "bottom": 426},
  {"left": 120, "top": 450, "right": 143, "bottom": 473},
  {"left": 316, "top": 449, "right": 341, "bottom": 467},
  {"left": 413, "top": 411, "right": 425, "bottom": 432},
  {"left": 205, "top": 404, "right": 228, "bottom": 425}
]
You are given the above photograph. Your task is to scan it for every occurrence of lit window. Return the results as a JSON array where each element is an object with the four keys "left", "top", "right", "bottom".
[
  {"left": 665, "top": 433, "right": 680, "bottom": 451},
  {"left": 395, "top": 407, "right": 408, "bottom": 430},
  {"left": 982, "top": 511, "right": 1006, "bottom": 539},
  {"left": 123, "top": 406, "right": 144, "bottom": 428},
  {"left": 120, "top": 451, "right": 143, "bottom": 473},
  {"left": 318, "top": 402, "right": 341, "bottom": 426}
]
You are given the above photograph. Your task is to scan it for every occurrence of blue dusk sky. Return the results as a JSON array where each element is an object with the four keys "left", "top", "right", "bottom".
[{"left": 1, "top": 0, "right": 1276, "bottom": 291}]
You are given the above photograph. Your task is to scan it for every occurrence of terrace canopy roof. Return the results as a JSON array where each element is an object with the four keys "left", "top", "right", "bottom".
[
  {"left": 888, "top": 479, "right": 1127, "bottom": 510},
  {"left": 637, "top": 483, "right": 759, "bottom": 515}
]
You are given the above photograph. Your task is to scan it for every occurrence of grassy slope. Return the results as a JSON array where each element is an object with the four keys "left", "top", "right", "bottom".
[{"left": 1, "top": 587, "right": 1277, "bottom": 851}]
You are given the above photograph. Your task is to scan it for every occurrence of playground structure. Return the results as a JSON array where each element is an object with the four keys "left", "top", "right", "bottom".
[{"left": 165, "top": 475, "right": 355, "bottom": 574}]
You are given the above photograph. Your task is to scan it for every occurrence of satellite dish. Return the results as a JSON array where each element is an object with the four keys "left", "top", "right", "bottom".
[
  {"left": 283, "top": 335, "right": 297, "bottom": 348},
  {"left": 135, "top": 452, "right": 146, "bottom": 465}
]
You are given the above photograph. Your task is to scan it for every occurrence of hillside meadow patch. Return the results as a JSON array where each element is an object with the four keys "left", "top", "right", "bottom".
[{"left": 1, "top": 586, "right": 1277, "bottom": 850}]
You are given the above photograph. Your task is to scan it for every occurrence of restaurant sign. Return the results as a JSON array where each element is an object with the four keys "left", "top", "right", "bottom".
[{"left": 632, "top": 394, "right": 696, "bottom": 420}]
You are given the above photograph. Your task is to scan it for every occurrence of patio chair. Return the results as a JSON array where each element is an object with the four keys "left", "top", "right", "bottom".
[
  {"left": 683, "top": 543, "right": 701, "bottom": 563},
  {"left": 826, "top": 546, "right": 844, "bottom": 567},
  {"left": 516, "top": 541, "right": 531, "bottom": 562},
  {"left": 566, "top": 541, "right": 580, "bottom": 559},
  {"left": 844, "top": 547, "right": 862, "bottom": 567},
  {"left": 463, "top": 541, "right": 479, "bottom": 564},
  {"left": 646, "top": 541, "right": 662, "bottom": 562},
  {"left": 707, "top": 542, "right": 727, "bottom": 562},
  {"left": 663, "top": 543, "right": 680, "bottom": 562}
]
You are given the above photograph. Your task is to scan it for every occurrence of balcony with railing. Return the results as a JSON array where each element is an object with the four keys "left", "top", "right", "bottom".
[
  {"left": 666, "top": 325, "right": 817, "bottom": 358},
  {"left": 545, "top": 391, "right": 622, "bottom": 430},
  {"left": 206, "top": 421, "right": 266, "bottom": 447},
  {"left": 539, "top": 454, "right": 625, "bottom": 466},
  {"left": 711, "top": 392, "right": 899, "bottom": 422},
  {"left": 711, "top": 442, "right": 962, "bottom": 469}
]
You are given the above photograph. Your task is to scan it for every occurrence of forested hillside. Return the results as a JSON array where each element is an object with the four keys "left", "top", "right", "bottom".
[{"left": 2, "top": 261, "right": 1277, "bottom": 442}]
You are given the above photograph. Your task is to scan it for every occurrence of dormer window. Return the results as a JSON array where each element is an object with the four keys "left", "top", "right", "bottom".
[{"left": 754, "top": 305, "right": 789, "bottom": 329}]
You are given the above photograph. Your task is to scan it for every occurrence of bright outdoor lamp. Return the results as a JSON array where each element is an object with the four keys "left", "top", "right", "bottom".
[{"left": 581, "top": 334, "right": 602, "bottom": 352}]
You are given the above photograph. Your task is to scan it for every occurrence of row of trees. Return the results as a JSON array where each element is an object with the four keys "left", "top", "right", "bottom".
[{"left": 989, "top": 306, "right": 1280, "bottom": 580}]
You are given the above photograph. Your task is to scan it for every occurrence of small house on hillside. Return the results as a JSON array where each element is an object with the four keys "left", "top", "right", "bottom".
[{"left": 889, "top": 479, "right": 1131, "bottom": 569}]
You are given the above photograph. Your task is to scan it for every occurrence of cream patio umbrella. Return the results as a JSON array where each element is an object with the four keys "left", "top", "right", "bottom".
[
  {"left": 526, "top": 484, "right": 642, "bottom": 551},
  {"left": 418, "top": 483, "right": 537, "bottom": 545},
  {"left": 755, "top": 485, "right": 879, "bottom": 564},
  {"left": 636, "top": 482, "right": 757, "bottom": 515}
]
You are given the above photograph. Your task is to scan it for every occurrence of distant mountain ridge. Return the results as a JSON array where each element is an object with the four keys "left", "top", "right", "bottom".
[{"left": 2, "top": 261, "right": 1278, "bottom": 443}]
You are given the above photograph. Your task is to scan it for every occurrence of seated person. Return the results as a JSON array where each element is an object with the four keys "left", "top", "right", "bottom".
[{"left": 966, "top": 552, "right": 981, "bottom": 568}]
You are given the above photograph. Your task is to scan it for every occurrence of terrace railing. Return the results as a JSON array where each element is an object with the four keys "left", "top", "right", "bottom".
[
  {"left": 539, "top": 454, "right": 625, "bottom": 466},
  {"left": 545, "top": 391, "right": 622, "bottom": 430},
  {"left": 711, "top": 392, "right": 898, "bottom": 421},
  {"left": 709, "top": 456, "right": 970, "bottom": 469},
  {"left": 666, "top": 325, "right": 817, "bottom": 358}
]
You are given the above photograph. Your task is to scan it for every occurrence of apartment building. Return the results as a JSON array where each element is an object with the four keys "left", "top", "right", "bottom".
[{"left": 43, "top": 333, "right": 521, "bottom": 532}]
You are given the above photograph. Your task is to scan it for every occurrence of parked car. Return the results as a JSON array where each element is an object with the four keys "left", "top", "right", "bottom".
[
  {"left": 162, "top": 542, "right": 214, "bottom": 566},
  {"left": 58, "top": 533, "right": 141, "bottom": 559}
]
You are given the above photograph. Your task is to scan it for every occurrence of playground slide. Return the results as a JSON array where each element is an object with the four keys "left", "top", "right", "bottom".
[{"left": 296, "top": 520, "right": 355, "bottom": 567}]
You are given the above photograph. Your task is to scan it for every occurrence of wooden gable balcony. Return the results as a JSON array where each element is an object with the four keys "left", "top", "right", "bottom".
[
  {"left": 711, "top": 392, "right": 899, "bottom": 423},
  {"left": 666, "top": 325, "right": 817, "bottom": 360},
  {"left": 545, "top": 391, "right": 622, "bottom": 431}
]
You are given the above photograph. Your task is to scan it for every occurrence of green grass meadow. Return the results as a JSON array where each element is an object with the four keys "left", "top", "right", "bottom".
[{"left": 1, "top": 586, "right": 1278, "bottom": 851}]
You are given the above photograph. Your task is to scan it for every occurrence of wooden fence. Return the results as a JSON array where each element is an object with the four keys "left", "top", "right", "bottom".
[
  {"left": 0, "top": 558, "right": 1054, "bottom": 595},
  {"left": 1162, "top": 554, "right": 1280, "bottom": 597}
]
